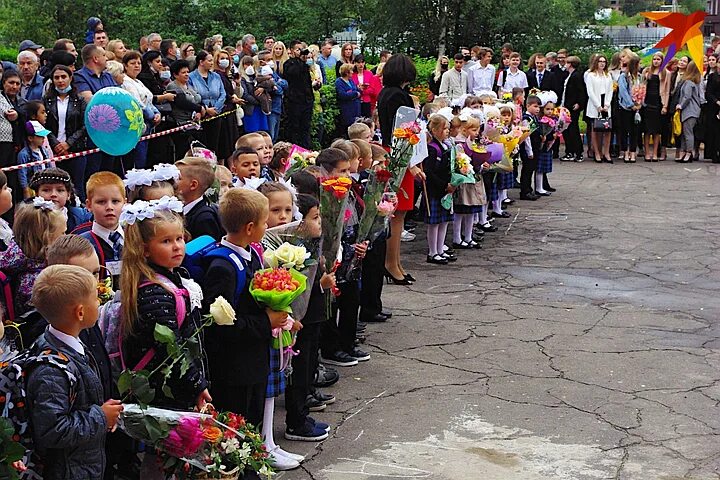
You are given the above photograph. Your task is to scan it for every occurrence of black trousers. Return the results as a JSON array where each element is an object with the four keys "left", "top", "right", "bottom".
[
  {"left": 359, "top": 237, "right": 386, "bottom": 321},
  {"left": 520, "top": 156, "right": 538, "bottom": 196},
  {"left": 321, "top": 280, "right": 359, "bottom": 355},
  {"left": 565, "top": 109, "right": 583, "bottom": 156},
  {"left": 286, "top": 101, "right": 313, "bottom": 149},
  {"left": 285, "top": 322, "right": 321, "bottom": 429},
  {"left": 211, "top": 381, "right": 266, "bottom": 426},
  {"left": 618, "top": 109, "right": 639, "bottom": 152}
]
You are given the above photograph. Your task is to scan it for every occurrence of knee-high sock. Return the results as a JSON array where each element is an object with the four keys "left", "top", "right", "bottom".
[
  {"left": 499, "top": 189, "right": 508, "bottom": 202},
  {"left": 473, "top": 212, "right": 480, "bottom": 225},
  {"left": 262, "top": 397, "right": 276, "bottom": 450},
  {"left": 453, "top": 215, "right": 464, "bottom": 244},
  {"left": 535, "top": 172, "right": 547, "bottom": 194},
  {"left": 427, "top": 224, "right": 439, "bottom": 256},
  {"left": 493, "top": 199, "right": 503, "bottom": 215},
  {"left": 437, "top": 222, "right": 449, "bottom": 255},
  {"left": 480, "top": 205, "right": 488, "bottom": 225},
  {"left": 463, "top": 214, "right": 475, "bottom": 242}
]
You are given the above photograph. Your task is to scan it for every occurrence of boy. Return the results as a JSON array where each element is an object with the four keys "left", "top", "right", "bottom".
[
  {"left": 229, "top": 147, "right": 261, "bottom": 185},
  {"left": 17, "top": 120, "right": 53, "bottom": 200},
  {"left": 27, "top": 265, "right": 123, "bottom": 480},
  {"left": 519, "top": 95, "right": 542, "bottom": 201},
  {"left": 350, "top": 139, "right": 372, "bottom": 171},
  {"left": 347, "top": 122, "right": 372, "bottom": 142},
  {"left": 80, "top": 172, "right": 126, "bottom": 289},
  {"left": 215, "top": 165, "right": 233, "bottom": 197},
  {"left": 175, "top": 157, "right": 223, "bottom": 241},
  {"left": 235, "top": 132, "right": 272, "bottom": 181},
  {"left": 498, "top": 52, "right": 528, "bottom": 95},
  {"left": 202, "top": 188, "right": 291, "bottom": 425}
]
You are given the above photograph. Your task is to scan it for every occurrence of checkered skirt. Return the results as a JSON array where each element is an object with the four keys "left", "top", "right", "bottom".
[
  {"left": 423, "top": 195, "right": 454, "bottom": 224},
  {"left": 497, "top": 171, "right": 515, "bottom": 191},
  {"left": 537, "top": 151, "right": 553, "bottom": 174},
  {"left": 266, "top": 346, "right": 286, "bottom": 398}
]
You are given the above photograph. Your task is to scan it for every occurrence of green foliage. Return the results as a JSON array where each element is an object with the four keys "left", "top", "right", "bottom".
[
  {"left": 312, "top": 69, "right": 339, "bottom": 150},
  {"left": 412, "top": 56, "right": 437, "bottom": 86},
  {"left": 0, "top": 46, "right": 16, "bottom": 63},
  {"left": 602, "top": 11, "right": 645, "bottom": 26}
]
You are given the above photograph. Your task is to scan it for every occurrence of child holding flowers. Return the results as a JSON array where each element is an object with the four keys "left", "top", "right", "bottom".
[
  {"left": 536, "top": 92, "right": 558, "bottom": 196},
  {"left": 455, "top": 116, "right": 488, "bottom": 249}
]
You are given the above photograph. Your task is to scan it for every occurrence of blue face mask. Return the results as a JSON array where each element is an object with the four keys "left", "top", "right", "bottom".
[
  {"left": 56, "top": 85, "right": 72, "bottom": 94},
  {"left": 251, "top": 44, "right": 258, "bottom": 53},
  {"left": 353, "top": 48, "right": 361, "bottom": 57},
  {"left": 306, "top": 58, "right": 314, "bottom": 66},
  {"left": 159, "top": 70, "right": 171, "bottom": 80},
  {"left": 233, "top": 54, "right": 240, "bottom": 65}
]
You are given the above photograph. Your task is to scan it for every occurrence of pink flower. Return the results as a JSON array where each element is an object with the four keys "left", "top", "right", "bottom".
[
  {"left": 164, "top": 417, "right": 205, "bottom": 458},
  {"left": 344, "top": 208, "right": 352, "bottom": 222},
  {"left": 376, "top": 200, "right": 396, "bottom": 216},
  {"left": 88, "top": 104, "right": 121, "bottom": 133}
]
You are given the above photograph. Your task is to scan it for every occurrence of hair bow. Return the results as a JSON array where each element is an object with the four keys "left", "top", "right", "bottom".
[
  {"left": 120, "top": 195, "right": 184, "bottom": 225},
  {"left": 32, "top": 197, "right": 56, "bottom": 211}
]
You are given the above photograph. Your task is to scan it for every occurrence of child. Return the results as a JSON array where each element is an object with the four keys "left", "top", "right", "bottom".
[
  {"left": 175, "top": 157, "right": 223, "bottom": 241},
  {"left": 202, "top": 188, "right": 290, "bottom": 429},
  {"left": 27, "top": 265, "right": 123, "bottom": 480},
  {"left": 29, "top": 168, "right": 92, "bottom": 233},
  {"left": 124, "top": 163, "right": 180, "bottom": 202},
  {"left": 229, "top": 147, "right": 261, "bottom": 185},
  {"left": 0, "top": 170, "right": 13, "bottom": 250},
  {"left": 258, "top": 131, "right": 275, "bottom": 167},
  {"left": 423, "top": 115, "right": 456, "bottom": 264},
  {"left": 350, "top": 139, "right": 372, "bottom": 172},
  {"left": 79, "top": 172, "right": 126, "bottom": 289},
  {"left": 454, "top": 116, "right": 486, "bottom": 249},
  {"left": 285, "top": 194, "right": 335, "bottom": 441},
  {"left": 17, "top": 119, "right": 54, "bottom": 199},
  {"left": 535, "top": 93, "right": 557, "bottom": 196},
  {"left": 347, "top": 122, "right": 372, "bottom": 142},
  {"left": 0, "top": 201, "right": 65, "bottom": 315},
  {"left": 289, "top": 170, "right": 319, "bottom": 198},
  {"left": 119, "top": 198, "right": 211, "bottom": 410},
  {"left": 330, "top": 139, "right": 360, "bottom": 175},
  {"left": 520, "top": 95, "right": 542, "bottom": 201},
  {"left": 215, "top": 165, "right": 233, "bottom": 197},
  {"left": 497, "top": 52, "right": 528, "bottom": 95},
  {"left": 255, "top": 66, "right": 276, "bottom": 115},
  {"left": 268, "top": 142, "right": 293, "bottom": 181},
  {"left": 235, "top": 132, "right": 270, "bottom": 180},
  {"left": 370, "top": 143, "right": 388, "bottom": 168},
  {"left": 493, "top": 105, "right": 517, "bottom": 214}
]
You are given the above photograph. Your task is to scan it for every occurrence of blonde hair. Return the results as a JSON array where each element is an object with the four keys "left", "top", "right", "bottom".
[
  {"left": 14, "top": 204, "right": 66, "bottom": 261},
  {"left": 219, "top": 188, "right": 268, "bottom": 234},
  {"left": 213, "top": 49, "right": 230, "bottom": 73},
  {"left": 46, "top": 234, "right": 96, "bottom": 265},
  {"left": 339, "top": 63, "right": 354, "bottom": 77},
  {"left": 347, "top": 122, "right": 371, "bottom": 139},
  {"left": 428, "top": 114, "right": 449, "bottom": 135},
  {"left": 350, "top": 139, "right": 372, "bottom": 161},
  {"left": 461, "top": 116, "right": 481, "bottom": 132},
  {"left": 499, "top": 105, "right": 514, "bottom": 116},
  {"left": 235, "top": 132, "right": 263, "bottom": 150},
  {"left": 271, "top": 41, "right": 288, "bottom": 75},
  {"left": 684, "top": 61, "right": 702, "bottom": 84},
  {"left": 371, "top": 144, "right": 387, "bottom": 162},
  {"left": 105, "top": 60, "right": 124, "bottom": 78},
  {"left": 32, "top": 265, "right": 96, "bottom": 324},
  {"left": 176, "top": 157, "right": 216, "bottom": 191},
  {"left": 121, "top": 209, "right": 185, "bottom": 336},
  {"left": 215, "top": 164, "right": 232, "bottom": 181},
  {"left": 86, "top": 171, "right": 126, "bottom": 200},
  {"left": 331, "top": 139, "right": 360, "bottom": 160}
]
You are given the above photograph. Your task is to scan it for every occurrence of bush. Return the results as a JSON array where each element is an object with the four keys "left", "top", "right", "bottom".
[
  {"left": 0, "top": 46, "right": 17, "bottom": 63},
  {"left": 412, "top": 55, "right": 437, "bottom": 88},
  {"left": 311, "top": 69, "right": 340, "bottom": 150}
]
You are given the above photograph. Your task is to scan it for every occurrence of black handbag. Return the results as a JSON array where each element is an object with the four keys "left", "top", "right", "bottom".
[{"left": 593, "top": 93, "right": 612, "bottom": 131}]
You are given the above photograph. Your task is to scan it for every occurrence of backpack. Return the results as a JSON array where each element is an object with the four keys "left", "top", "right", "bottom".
[
  {"left": 0, "top": 270, "right": 15, "bottom": 322},
  {"left": 0, "top": 343, "right": 77, "bottom": 479}
]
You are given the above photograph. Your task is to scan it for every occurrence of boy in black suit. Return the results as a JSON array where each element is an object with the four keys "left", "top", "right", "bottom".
[
  {"left": 559, "top": 56, "right": 587, "bottom": 162},
  {"left": 520, "top": 95, "right": 542, "bottom": 200},
  {"left": 526, "top": 54, "right": 556, "bottom": 94},
  {"left": 176, "top": 157, "right": 224, "bottom": 241},
  {"left": 201, "top": 188, "right": 291, "bottom": 426}
]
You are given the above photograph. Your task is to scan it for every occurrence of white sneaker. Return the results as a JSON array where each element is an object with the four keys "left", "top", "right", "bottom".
[
  {"left": 273, "top": 446, "right": 304, "bottom": 463},
  {"left": 269, "top": 451, "right": 300, "bottom": 470},
  {"left": 400, "top": 230, "right": 416, "bottom": 242}
]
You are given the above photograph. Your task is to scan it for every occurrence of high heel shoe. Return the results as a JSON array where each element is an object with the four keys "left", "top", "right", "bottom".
[
  {"left": 404, "top": 273, "right": 416, "bottom": 282},
  {"left": 384, "top": 269, "right": 412, "bottom": 285}
]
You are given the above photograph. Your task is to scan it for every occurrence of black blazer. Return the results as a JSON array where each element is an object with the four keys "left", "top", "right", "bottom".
[
  {"left": 706, "top": 72, "right": 720, "bottom": 116},
  {"left": 563, "top": 70, "right": 587, "bottom": 111},
  {"left": 44, "top": 93, "right": 87, "bottom": 152},
  {"left": 185, "top": 198, "right": 224, "bottom": 241},
  {"left": 526, "top": 69, "right": 557, "bottom": 94},
  {"left": 520, "top": 113, "right": 542, "bottom": 159},
  {"left": 377, "top": 86, "right": 414, "bottom": 147}
]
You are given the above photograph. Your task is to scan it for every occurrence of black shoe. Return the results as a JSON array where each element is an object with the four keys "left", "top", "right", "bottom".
[
  {"left": 544, "top": 186, "right": 556, "bottom": 192},
  {"left": 602, "top": 156, "right": 613, "bottom": 164},
  {"left": 473, "top": 225, "right": 486, "bottom": 236},
  {"left": 403, "top": 274, "right": 416, "bottom": 283},
  {"left": 427, "top": 254, "right": 448, "bottom": 265},
  {"left": 305, "top": 394, "right": 327, "bottom": 412},
  {"left": 384, "top": 269, "right": 412, "bottom": 285},
  {"left": 479, "top": 223, "right": 498, "bottom": 232},
  {"left": 520, "top": 193, "right": 539, "bottom": 201},
  {"left": 535, "top": 191, "right": 551, "bottom": 197},
  {"left": 349, "top": 348, "right": 370, "bottom": 361},
  {"left": 575, "top": 154, "right": 584, "bottom": 162},
  {"left": 313, "top": 390, "right": 336, "bottom": 405},
  {"left": 356, "top": 323, "right": 367, "bottom": 333},
  {"left": 363, "top": 313, "right": 387, "bottom": 323},
  {"left": 452, "top": 241, "right": 473, "bottom": 249},
  {"left": 321, "top": 351, "right": 358, "bottom": 367},
  {"left": 381, "top": 309, "right": 393, "bottom": 318},
  {"left": 560, "top": 154, "right": 575, "bottom": 161},
  {"left": 442, "top": 252, "right": 458, "bottom": 262},
  {"left": 443, "top": 246, "right": 455, "bottom": 255},
  {"left": 490, "top": 211, "right": 511, "bottom": 218},
  {"left": 513, "top": 181, "right": 521, "bottom": 189},
  {"left": 501, "top": 198, "right": 515, "bottom": 206},
  {"left": 314, "top": 365, "right": 340, "bottom": 388}
]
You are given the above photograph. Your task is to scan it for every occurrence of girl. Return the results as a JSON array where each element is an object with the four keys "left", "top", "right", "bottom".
[
  {"left": 256, "top": 181, "right": 305, "bottom": 470},
  {"left": 269, "top": 142, "right": 293, "bottom": 181},
  {"left": 618, "top": 53, "right": 642, "bottom": 163},
  {"left": 642, "top": 52, "right": 668, "bottom": 162},
  {"left": 29, "top": 168, "right": 92, "bottom": 233},
  {"left": 0, "top": 200, "right": 65, "bottom": 315},
  {"left": 495, "top": 104, "right": 516, "bottom": 211},
  {"left": 17, "top": 102, "right": 54, "bottom": 198},
  {"left": 454, "top": 116, "right": 485, "bottom": 249},
  {"left": 675, "top": 61, "right": 703, "bottom": 163},
  {"left": 423, "top": 115, "right": 456, "bottom": 264},
  {"left": 0, "top": 170, "right": 12, "bottom": 250},
  {"left": 124, "top": 163, "right": 180, "bottom": 201},
  {"left": 536, "top": 95, "right": 557, "bottom": 195}
]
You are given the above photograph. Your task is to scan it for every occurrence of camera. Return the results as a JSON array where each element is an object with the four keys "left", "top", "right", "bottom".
[{"left": 300, "top": 48, "right": 310, "bottom": 56}]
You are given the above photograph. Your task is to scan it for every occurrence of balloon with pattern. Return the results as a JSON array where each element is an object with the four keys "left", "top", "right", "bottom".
[{"left": 85, "top": 87, "right": 144, "bottom": 156}]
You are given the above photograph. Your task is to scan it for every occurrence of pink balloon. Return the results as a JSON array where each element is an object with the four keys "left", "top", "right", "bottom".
[{"left": 487, "top": 143, "right": 504, "bottom": 163}]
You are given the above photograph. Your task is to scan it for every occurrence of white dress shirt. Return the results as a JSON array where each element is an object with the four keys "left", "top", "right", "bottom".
[
  {"left": 469, "top": 63, "right": 497, "bottom": 95},
  {"left": 49, "top": 326, "right": 85, "bottom": 356},
  {"left": 499, "top": 69, "right": 528, "bottom": 93},
  {"left": 56, "top": 96, "right": 69, "bottom": 142},
  {"left": 92, "top": 222, "right": 124, "bottom": 245}
]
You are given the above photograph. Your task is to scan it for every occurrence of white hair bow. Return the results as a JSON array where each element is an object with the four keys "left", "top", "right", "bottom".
[
  {"left": 120, "top": 196, "right": 184, "bottom": 225},
  {"left": 32, "top": 197, "right": 55, "bottom": 211}
]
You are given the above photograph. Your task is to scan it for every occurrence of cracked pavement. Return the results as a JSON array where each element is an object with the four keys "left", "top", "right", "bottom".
[{"left": 273, "top": 160, "right": 720, "bottom": 479}]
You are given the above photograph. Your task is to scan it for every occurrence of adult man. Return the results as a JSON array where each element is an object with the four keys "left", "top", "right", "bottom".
[
  {"left": 17, "top": 51, "right": 44, "bottom": 101},
  {"left": 139, "top": 36, "right": 148, "bottom": 54},
  {"left": 554, "top": 49, "right": 568, "bottom": 73},
  {"left": 501, "top": 43, "right": 513, "bottom": 57},
  {"left": 53, "top": 38, "right": 77, "bottom": 58},
  {"left": 560, "top": 56, "right": 587, "bottom": 162},
  {"left": 545, "top": 52, "right": 558, "bottom": 70},
  {"left": 73, "top": 44, "right": 116, "bottom": 102},
  {"left": 283, "top": 40, "right": 314, "bottom": 148},
  {"left": 439, "top": 53, "right": 468, "bottom": 101},
  {"left": 497, "top": 52, "right": 527, "bottom": 94},
  {"left": 526, "top": 55, "right": 555, "bottom": 93},
  {"left": 241, "top": 34, "right": 258, "bottom": 57},
  {"left": 19, "top": 40, "right": 43, "bottom": 57},
  {"left": 264, "top": 36, "right": 275, "bottom": 51},
  {"left": 459, "top": 46, "right": 473, "bottom": 72},
  {"left": 316, "top": 40, "right": 337, "bottom": 82},
  {"left": 468, "top": 47, "right": 496, "bottom": 95},
  {"left": 93, "top": 30, "right": 108, "bottom": 48},
  {"left": 147, "top": 33, "right": 162, "bottom": 52},
  {"left": 161, "top": 39, "right": 178, "bottom": 63}
]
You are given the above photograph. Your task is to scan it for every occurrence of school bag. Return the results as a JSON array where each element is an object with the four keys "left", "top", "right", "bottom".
[
  {"left": 0, "top": 342, "right": 77, "bottom": 479},
  {"left": 0, "top": 270, "right": 15, "bottom": 322}
]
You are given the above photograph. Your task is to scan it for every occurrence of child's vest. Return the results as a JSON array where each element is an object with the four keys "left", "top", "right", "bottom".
[
  {"left": 99, "top": 275, "right": 188, "bottom": 381},
  {"left": 0, "top": 344, "right": 77, "bottom": 478}
]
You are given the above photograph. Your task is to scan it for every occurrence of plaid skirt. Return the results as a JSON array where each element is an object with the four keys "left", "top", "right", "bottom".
[
  {"left": 537, "top": 151, "right": 553, "bottom": 174},
  {"left": 497, "top": 171, "right": 515, "bottom": 191},
  {"left": 423, "top": 195, "right": 454, "bottom": 224},
  {"left": 482, "top": 173, "right": 498, "bottom": 203},
  {"left": 266, "top": 346, "right": 286, "bottom": 398}
]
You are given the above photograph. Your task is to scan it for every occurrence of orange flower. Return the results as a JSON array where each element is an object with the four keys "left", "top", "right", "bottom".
[
  {"left": 202, "top": 425, "right": 223, "bottom": 443},
  {"left": 336, "top": 177, "right": 352, "bottom": 186},
  {"left": 409, "top": 134, "right": 420, "bottom": 145},
  {"left": 393, "top": 128, "right": 410, "bottom": 139}
]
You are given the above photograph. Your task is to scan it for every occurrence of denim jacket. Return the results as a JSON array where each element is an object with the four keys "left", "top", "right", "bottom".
[
  {"left": 17, "top": 143, "right": 54, "bottom": 189},
  {"left": 618, "top": 73, "right": 636, "bottom": 110},
  {"left": 271, "top": 71, "right": 287, "bottom": 115},
  {"left": 188, "top": 70, "right": 226, "bottom": 112}
]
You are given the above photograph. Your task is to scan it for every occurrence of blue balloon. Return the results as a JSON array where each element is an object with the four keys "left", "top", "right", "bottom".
[
  {"left": 487, "top": 142, "right": 504, "bottom": 163},
  {"left": 85, "top": 87, "right": 144, "bottom": 156}
]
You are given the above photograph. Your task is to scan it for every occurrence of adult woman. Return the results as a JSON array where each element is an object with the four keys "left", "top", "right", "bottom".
[
  {"left": 137, "top": 50, "right": 175, "bottom": 165},
  {"left": 608, "top": 52, "right": 623, "bottom": 158},
  {"left": 705, "top": 54, "right": 720, "bottom": 163},
  {"left": 1, "top": 71, "right": 26, "bottom": 154},
  {"left": 352, "top": 54, "right": 380, "bottom": 117},
  {"left": 617, "top": 52, "right": 641, "bottom": 162},
  {"left": 43, "top": 65, "right": 88, "bottom": 198},
  {"left": 428, "top": 56, "right": 449, "bottom": 102},
  {"left": 585, "top": 54, "right": 614, "bottom": 163},
  {"left": 335, "top": 43, "right": 356, "bottom": 78},
  {"left": 0, "top": 72, "right": 19, "bottom": 205},
  {"left": 700, "top": 55, "right": 715, "bottom": 160},
  {"left": 107, "top": 40, "right": 127, "bottom": 61},
  {"left": 377, "top": 54, "right": 422, "bottom": 285},
  {"left": 335, "top": 63, "right": 361, "bottom": 135},
  {"left": 188, "top": 50, "right": 226, "bottom": 153},
  {"left": 271, "top": 42, "right": 288, "bottom": 76},
  {"left": 675, "top": 61, "right": 702, "bottom": 163},
  {"left": 213, "top": 49, "right": 241, "bottom": 160},
  {"left": 165, "top": 60, "right": 205, "bottom": 159},
  {"left": 121, "top": 51, "right": 161, "bottom": 170},
  {"left": 180, "top": 43, "right": 195, "bottom": 60},
  {"left": 641, "top": 52, "right": 668, "bottom": 162},
  {"left": 668, "top": 56, "right": 688, "bottom": 156},
  {"left": 238, "top": 55, "right": 268, "bottom": 134}
]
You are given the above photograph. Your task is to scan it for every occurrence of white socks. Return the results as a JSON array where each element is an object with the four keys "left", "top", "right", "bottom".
[
  {"left": 535, "top": 172, "right": 547, "bottom": 194},
  {"left": 480, "top": 205, "right": 489, "bottom": 226},
  {"left": 427, "top": 224, "right": 439, "bottom": 256},
  {"left": 492, "top": 199, "right": 503, "bottom": 215},
  {"left": 437, "top": 222, "right": 449, "bottom": 254},
  {"left": 262, "top": 397, "right": 276, "bottom": 450},
  {"left": 462, "top": 215, "right": 474, "bottom": 242},
  {"left": 263, "top": 397, "right": 302, "bottom": 467},
  {"left": 453, "top": 216, "right": 464, "bottom": 244}
]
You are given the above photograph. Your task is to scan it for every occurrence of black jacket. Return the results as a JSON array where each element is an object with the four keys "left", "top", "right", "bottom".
[
  {"left": 185, "top": 198, "right": 224, "bottom": 241},
  {"left": 526, "top": 69, "right": 557, "bottom": 95},
  {"left": 122, "top": 265, "right": 208, "bottom": 409},
  {"left": 202, "top": 247, "right": 273, "bottom": 386},
  {"left": 44, "top": 93, "right": 87, "bottom": 152},
  {"left": 562, "top": 70, "right": 587, "bottom": 110},
  {"left": 706, "top": 72, "right": 720, "bottom": 116},
  {"left": 283, "top": 57, "right": 313, "bottom": 105},
  {"left": 377, "top": 86, "right": 414, "bottom": 147},
  {"left": 27, "top": 330, "right": 107, "bottom": 480},
  {"left": 520, "top": 113, "right": 542, "bottom": 159},
  {"left": 424, "top": 138, "right": 452, "bottom": 197}
]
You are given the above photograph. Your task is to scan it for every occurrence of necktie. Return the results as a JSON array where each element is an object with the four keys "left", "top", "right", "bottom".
[
  {"left": 538, "top": 72, "right": 543, "bottom": 86},
  {"left": 109, "top": 231, "right": 122, "bottom": 260}
]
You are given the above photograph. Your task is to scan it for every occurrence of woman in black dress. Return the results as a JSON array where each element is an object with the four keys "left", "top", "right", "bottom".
[
  {"left": 705, "top": 54, "right": 720, "bottom": 163},
  {"left": 642, "top": 52, "right": 667, "bottom": 162}
]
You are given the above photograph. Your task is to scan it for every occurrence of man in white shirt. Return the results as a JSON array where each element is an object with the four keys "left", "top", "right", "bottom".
[
  {"left": 468, "top": 47, "right": 496, "bottom": 95},
  {"left": 439, "top": 53, "right": 469, "bottom": 101},
  {"left": 497, "top": 52, "right": 528, "bottom": 94}
]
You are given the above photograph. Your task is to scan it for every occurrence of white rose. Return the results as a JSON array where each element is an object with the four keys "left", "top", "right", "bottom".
[
  {"left": 209, "top": 296, "right": 236, "bottom": 326},
  {"left": 268, "top": 243, "right": 309, "bottom": 270}
]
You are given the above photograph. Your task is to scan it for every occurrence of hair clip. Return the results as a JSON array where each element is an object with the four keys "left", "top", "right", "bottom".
[
  {"left": 241, "top": 177, "right": 266, "bottom": 191},
  {"left": 32, "top": 197, "right": 56, "bottom": 211},
  {"left": 152, "top": 163, "right": 181, "bottom": 182},
  {"left": 120, "top": 196, "right": 184, "bottom": 225}
]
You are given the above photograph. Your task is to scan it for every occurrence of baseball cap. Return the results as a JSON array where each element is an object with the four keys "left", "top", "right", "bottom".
[
  {"left": 25, "top": 121, "right": 51, "bottom": 137},
  {"left": 18, "top": 40, "right": 42, "bottom": 52}
]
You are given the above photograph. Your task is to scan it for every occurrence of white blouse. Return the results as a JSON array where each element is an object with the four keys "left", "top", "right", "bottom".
[
  {"left": 122, "top": 76, "right": 154, "bottom": 108},
  {"left": 585, "top": 72, "right": 614, "bottom": 119}
]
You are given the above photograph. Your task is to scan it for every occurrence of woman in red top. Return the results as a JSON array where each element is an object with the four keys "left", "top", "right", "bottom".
[{"left": 352, "top": 55, "right": 381, "bottom": 118}]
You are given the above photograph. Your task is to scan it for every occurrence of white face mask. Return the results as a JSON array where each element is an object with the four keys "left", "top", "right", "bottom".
[
  {"left": 268, "top": 60, "right": 276, "bottom": 70},
  {"left": 218, "top": 59, "right": 230, "bottom": 69},
  {"left": 245, "top": 66, "right": 255, "bottom": 76},
  {"left": 159, "top": 70, "right": 171, "bottom": 80}
]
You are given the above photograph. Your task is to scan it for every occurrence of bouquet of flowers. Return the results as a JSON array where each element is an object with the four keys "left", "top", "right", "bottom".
[
  {"left": 355, "top": 168, "right": 394, "bottom": 244},
  {"left": 552, "top": 106, "right": 572, "bottom": 134},
  {"left": 97, "top": 276, "right": 114, "bottom": 305},
  {"left": 631, "top": 82, "right": 646, "bottom": 106},
  {"left": 387, "top": 107, "right": 421, "bottom": 198},
  {"left": 538, "top": 115, "right": 557, "bottom": 137},
  {"left": 119, "top": 404, "right": 273, "bottom": 479},
  {"left": 450, "top": 146, "right": 476, "bottom": 186},
  {"left": 319, "top": 177, "right": 352, "bottom": 273},
  {"left": 284, "top": 145, "right": 318, "bottom": 177}
]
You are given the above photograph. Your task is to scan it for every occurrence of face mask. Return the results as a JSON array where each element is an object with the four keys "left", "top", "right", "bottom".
[
  {"left": 306, "top": 58, "right": 314, "bottom": 66},
  {"left": 353, "top": 48, "right": 361, "bottom": 57},
  {"left": 464, "top": 55, "right": 471, "bottom": 62},
  {"left": 251, "top": 44, "right": 258, "bottom": 53},
  {"left": 441, "top": 64, "right": 449, "bottom": 71},
  {"left": 56, "top": 85, "right": 72, "bottom": 94},
  {"left": 245, "top": 66, "right": 255, "bottom": 76},
  {"left": 159, "top": 70, "right": 171, "bottom": 80},
  {"left": 218, "top": 59, "right": 230, "bottom": 69},
  {"left": 233, "top": 54, "right": 240, "bottom": 65},
  {"left": 268, "top": 60, "right": 276, "bottom": 69}
]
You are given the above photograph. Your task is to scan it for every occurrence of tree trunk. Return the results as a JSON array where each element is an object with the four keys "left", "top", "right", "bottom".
[{"left": 437, "top": 1, "right": 448, "bottom": 59}]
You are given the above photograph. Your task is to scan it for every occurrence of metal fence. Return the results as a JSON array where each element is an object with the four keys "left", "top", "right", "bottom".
[{"left": 601, "top": 26, "right": 671, "bottom": 47}]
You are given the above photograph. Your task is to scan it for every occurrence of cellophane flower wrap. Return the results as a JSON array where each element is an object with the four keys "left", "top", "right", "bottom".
[
  {"left": 355, "top": 168, "right": 394, "bottom": 243},
  {"left": 119, "top": 404, "right": 273, "bottom": 478},
  {"left": 387, "top": 120, "right": 420, "bottom": 198},
  {"left": 451, "top": 146, "right": 476, "bottom": 186},
  {"left": 319, "top": 177, "right": 351, "bottom": 273},
  {"left": 249, "top": 267, "right": 307, "bottom": 314}
]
